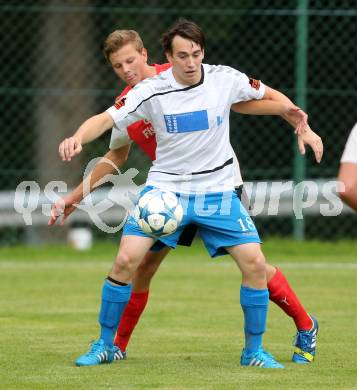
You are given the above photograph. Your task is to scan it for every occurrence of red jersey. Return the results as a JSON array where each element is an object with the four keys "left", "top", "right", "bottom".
[{"left": 114, "top": 63, "right": 171, "bottom": 161}]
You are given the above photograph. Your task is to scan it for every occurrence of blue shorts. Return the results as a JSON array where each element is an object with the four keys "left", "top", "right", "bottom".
[{"left": 123, "top": 187, "right": 261, "bottom": 258}]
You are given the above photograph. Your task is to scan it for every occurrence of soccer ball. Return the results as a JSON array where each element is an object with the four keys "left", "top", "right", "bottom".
[{"left": 134, "top": 189, "right": 183, "bottom": 237}]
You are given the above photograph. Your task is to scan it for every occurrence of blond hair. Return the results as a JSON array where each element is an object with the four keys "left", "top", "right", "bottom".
[{"left": 103, "top": 30, "right": 144, "bottom": 62}]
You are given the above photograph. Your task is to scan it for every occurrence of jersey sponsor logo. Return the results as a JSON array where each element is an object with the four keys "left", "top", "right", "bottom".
[
  {"left": 155, "top": 85, "right": 172, "bottom": 91},
  {"left": 249, "top": 78, "right": 261, "bottom": 90},
  {"left": 114, "top": 96, "right": 126, "bottom": 109},
  {"left": 164, "top": 110, "right": 209, "bottom": 133}
]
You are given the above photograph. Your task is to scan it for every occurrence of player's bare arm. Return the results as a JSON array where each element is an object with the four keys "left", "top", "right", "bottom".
[
  {"left": 49, "top": 145, "right": 130, "bottom": 225},
  {"left": 59, "top": 112, "right": 114, "bottom": 161},
  {"left": 231, "top": 84, "right": 309, "bottom": 133},
  {"left": 262, "top": 86, "right": 309, "bottom": 134},
  {"left": 231, "top": 99, "right": 323, "bottom": 163},
  {"left": 232, "top": 99, "right": 305, "bottom": 130},
  {"left": 259, "top": 87, "right": 323, "bottom": 163},
  {"left": 233, "top": 99, "right": 287, "bottom": 116}
]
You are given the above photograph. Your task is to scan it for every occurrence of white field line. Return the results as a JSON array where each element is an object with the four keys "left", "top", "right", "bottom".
[
  {"left": 0, "top": 261, "right": 356, "bottom": 269},
  {"left": 0, "top": 261, "right": 110, "bottom": 269},
  {"left": 209, "top": 262, "right": 357, "bottom": 269},
  {"left": 274, "top": 262, "right": 357, "bottom": 269}
]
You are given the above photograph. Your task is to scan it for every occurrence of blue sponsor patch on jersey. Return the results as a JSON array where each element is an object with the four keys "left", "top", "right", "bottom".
[{"left": 164, "top": 110, "right": 209, "bottom": 133}]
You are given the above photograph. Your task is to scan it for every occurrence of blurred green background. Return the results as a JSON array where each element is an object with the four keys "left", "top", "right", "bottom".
[{"left": 0, "top": 0, "right": 356, "bottom": 244}]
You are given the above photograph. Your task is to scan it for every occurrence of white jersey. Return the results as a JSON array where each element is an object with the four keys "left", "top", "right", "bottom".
[
  {"left": 341, "top": 123, "right": 357, "bottom": 164},
  {"left": 109, "top": 125, "right": 130, "bottom": 150},
  {"left": 106, "top": 64, "right": 264, "bottom": 193},
  {"left": 109, "top": 128, "right": 243, "bottom": 187},
  {"left": 232, "top": 151, "right": 243, "bottom": 186},
  {"left": 109, "top": 126, "right": 243, "bottom": 187}
]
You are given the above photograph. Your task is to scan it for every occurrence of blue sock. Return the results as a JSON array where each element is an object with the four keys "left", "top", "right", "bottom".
[
  {"left": 98, "top": 280, "right": 132, "bottom": 347},
  {"left": 240, "top": 285, "right": 269, "bottom": 354}
]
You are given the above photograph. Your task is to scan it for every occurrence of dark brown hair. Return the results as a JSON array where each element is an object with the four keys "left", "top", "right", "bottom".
[
  {"left": 161, "top": 19, "right": 206, "bottom": 54},
  {"left": 103, "top": 30, "right": 144, "bottom": 62}
]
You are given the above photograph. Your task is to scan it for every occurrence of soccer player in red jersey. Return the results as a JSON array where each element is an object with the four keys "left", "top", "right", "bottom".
[{"left": 51, "top": 29, "right": 319, "bottom": 365}]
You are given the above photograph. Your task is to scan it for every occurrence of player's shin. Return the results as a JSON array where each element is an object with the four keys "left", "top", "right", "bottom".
[
  {"left": 267, "top": 267, "right": 312, "bottom": 330},
  {"left": 99, "top": 279, "right": 132, "bottom": 347},
  {"left": 240, "top": 285, "right": 269, "bottom": 353}
]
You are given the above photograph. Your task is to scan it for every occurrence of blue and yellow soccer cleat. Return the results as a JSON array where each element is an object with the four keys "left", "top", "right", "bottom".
[
  {"left": 240, "top": 347, "right": 284, "bottom": 368},
  {"left": 113, "top": 345, "right": 127, "bottom": 361},
  {"left": 75, "top": 339, "right": 115, "bottom": 366},
  {"left": 292, "top": 316, "right": 318, "bottom": 364}
]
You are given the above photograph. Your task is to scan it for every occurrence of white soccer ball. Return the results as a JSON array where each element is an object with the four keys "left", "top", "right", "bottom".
[{"left": 134, "top": 189, "right": 183, "bottom": 237}]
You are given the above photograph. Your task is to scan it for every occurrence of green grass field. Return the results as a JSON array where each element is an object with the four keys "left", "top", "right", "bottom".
[{"left": 1, "top": 239, "right": 357, "bottom": 390}]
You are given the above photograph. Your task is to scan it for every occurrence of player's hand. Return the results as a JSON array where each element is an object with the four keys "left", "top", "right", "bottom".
[
  {"left": 282, "top": 106, "right": 308, "bottom": 135},
  {"left": 48, "top": 195, "right": 78, "bottom": 226},
  {"left": 59, "top": 136, "right": 82, "bottom": 161},
  {"left": 297, "top": 126, "right": 323, "bottom": 163}
]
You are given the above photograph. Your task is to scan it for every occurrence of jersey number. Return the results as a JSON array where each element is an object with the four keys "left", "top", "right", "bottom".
[{"left": 237, "top": 217, "right": 255, "bottom": 232}]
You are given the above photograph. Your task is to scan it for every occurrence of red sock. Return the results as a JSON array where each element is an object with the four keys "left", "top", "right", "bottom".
[
  {"left": 267, "top": 267, "right": 312, "bottom": 331},
  {"left": 114, "top": 290, "right": 149, "bottom": 351}
]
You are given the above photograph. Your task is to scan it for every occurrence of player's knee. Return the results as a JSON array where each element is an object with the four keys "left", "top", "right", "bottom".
[
  {"left": 113, "top": 252, "right": 136, "bottom": 275},
  {"left": 248, "top": 252, "right": 266, "bottom": 276}
]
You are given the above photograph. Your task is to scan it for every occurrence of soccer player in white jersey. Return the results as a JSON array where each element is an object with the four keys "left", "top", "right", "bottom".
[
  {"left": 58, "top": 21, "right": 323, "bottom": 368},
  {"left": 53, "top": 30, "right": 320, "bottom": 366},
  {"left": 338, "top": 123, "right": 357, "bottom": 211}
]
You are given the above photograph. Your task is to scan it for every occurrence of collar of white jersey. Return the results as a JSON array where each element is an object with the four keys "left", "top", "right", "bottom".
[{"left": 167, "top": 64, "right": 205, "bottom": 90}]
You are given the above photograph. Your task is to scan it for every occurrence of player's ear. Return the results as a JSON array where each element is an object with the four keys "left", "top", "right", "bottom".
[
  {"left": 141, "top": 48, "right": 148, "bottom": 62},
  {"left": 201, "top": 48, "right": 205, "bottom": 60},
  {"left": 165, "top": 51, "right": 173, "bottom": 65}
]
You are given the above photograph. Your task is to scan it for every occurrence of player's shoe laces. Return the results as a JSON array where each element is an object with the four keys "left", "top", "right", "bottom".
[
  {"left": 75, "top": 339, "right": 115, "bottom": 366},
  {"left": 113, "top": 345, "right": 127, "bottom": 361},
  {"left": 292, "top": 316, "right": 318, "bottom": 364},
  {"left": 240, "top": 347, "right": 284, "bottom": 368}
]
